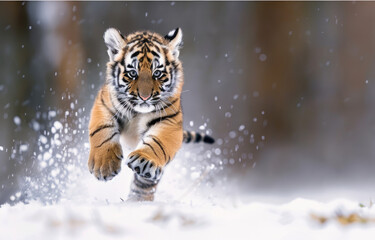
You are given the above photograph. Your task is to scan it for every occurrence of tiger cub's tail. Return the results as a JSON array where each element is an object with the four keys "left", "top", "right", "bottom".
[{"left": 183, "top": 130, "right": 215, "bottom": 144}]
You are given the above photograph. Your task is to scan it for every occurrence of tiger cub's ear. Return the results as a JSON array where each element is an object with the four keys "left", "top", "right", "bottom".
[
  {"left": 103, "top": 28, "right": 126, "bottom": 61},
  {"left": 164, "top": 28, "right": 183, "bottom": 58}
]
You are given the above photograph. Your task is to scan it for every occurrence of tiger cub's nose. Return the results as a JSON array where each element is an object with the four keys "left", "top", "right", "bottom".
[{"left": 140, "top": 94, "right": 151, "bottom": 101}]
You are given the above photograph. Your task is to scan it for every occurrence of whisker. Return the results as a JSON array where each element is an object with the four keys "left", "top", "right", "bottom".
[
  {"left": 160, "top": 101, "right": 168, "bottom": 116},
  {"left": 161, "top": 98, "right": 178, "bottom": 113}
]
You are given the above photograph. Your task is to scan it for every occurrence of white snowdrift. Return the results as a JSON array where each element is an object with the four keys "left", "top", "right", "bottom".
[
  {"left": 1, "top": 195, "right": 375, "bottom": 239},
  {"left": 2, "top": 159, "right": 375, "bottom": 240}
]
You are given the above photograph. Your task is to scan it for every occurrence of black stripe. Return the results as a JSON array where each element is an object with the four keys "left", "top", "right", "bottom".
[
  {"left": 133, "top": 174, "right": 158, "bottom": 189},
  {"left": 116, "top": 67, "right": 121, "bottom": 88},
  {"left": 116, "top": 96, "right": 137, "bottom": 115},
  {"left": 128, "top": 155, "right": 139, "bottom": 165},
  {"left": 100, "top": 91, "right": 116, "bottom": 116},
  {"left": 146, "top": 111, "right": 180, "bottom": 129},
  {"left": 166, "top": 157, "right": 171, "bottom": 165},
  {"left": 194, "top": 133, "right": 202, "bottom": 143},
  {"left": 161, "top": 78, "right": 169, "bottom": 83},
  {"left": 117, "top": 67, "right": 121, "bottom": 79},
  {"left": 100, "top": 91, "right": 125, "bottom": 130},
  {"left": 95, "top": 132, "right": 119, "bottom": 148},
  {"left": 167, "top": 68, "right": 178, "bottom": 92},
  {"left": 150, "top": 99, "right": 178, "bottom": 113},
  {"left": 141, "top": 161, "right": 150, "bottom": 174},
  {"left": 131, "top": 51, "right": 141, "bottom": 58},
  {"left": 124, "top": 85, "right": 131, "bottom": 92},
  {"left": 110, "top": 89, "right": 137, "bottom": 117},
  {"left": 105, "top": 92, "right": 131, "bottom": 129},
  {"left": 143, "top": 140, "right": 158, "bottom": 157},
  {"left": 144, "top": 44, "right": 151, "bottom": 52},
  {"left": 171, "top": 60, "right": 178, "bottom": 69},
  {"left": 150, "top": 37, "right": 163, "bottom": 46},
  {"left": 111, "top": 62, "right": 119, "bottom": 79},
  {"left": 154, "top": 45, "right": 161, "bottom": 52},
  {"left": 90, "top": 124, "right": 115, "bottom": 137},
  {"left": 151, "top": 50, "right": 160, "bottom": 57},
  {"left": 203, "top": 135, "right": 215, "bottom": 144},
  {"left": 116, "top": 117, "right": 125, "bottom": 131},
  {"left": 127, "top": 35, "right": 142, "bottom": 45},
  {"left": 185, "top": 131, "right": 192, "bottom": 143},
  {"left": 165, "top": 80, "right": 172, "bottom": 89},
  {"left": 150, "top": 136, "right": 166, "bottom": 160}
]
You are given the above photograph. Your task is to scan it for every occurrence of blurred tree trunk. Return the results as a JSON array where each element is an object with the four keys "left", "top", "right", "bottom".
[
  {"left": 253, "top": 2, "right": 310, "bottom": 141},
  {"left": 0, "top": 2, "right": 32, "bottom": 204},
  {"left": 337, "top": 3, "right": 375, "bottom": 126}
]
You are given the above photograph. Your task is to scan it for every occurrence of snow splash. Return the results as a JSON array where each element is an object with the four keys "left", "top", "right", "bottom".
[
  {"left": 6, "top": 87, "right": 264, "bottom": 205},
  {"left": 14, "top": 98, "right": 89, "bottom": 204}
]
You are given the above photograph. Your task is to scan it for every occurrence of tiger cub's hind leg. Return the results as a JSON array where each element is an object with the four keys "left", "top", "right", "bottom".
[{"left": 127, "top": 173, "right": 158, "bottom": 201}]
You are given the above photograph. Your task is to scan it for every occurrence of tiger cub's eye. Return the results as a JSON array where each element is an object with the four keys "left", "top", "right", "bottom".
[
  {"left": 128, "top": 70, "right": 138, "bottom": 79},
  {"left": 153, "top": 70, "right": 162, "bottom": 79}
]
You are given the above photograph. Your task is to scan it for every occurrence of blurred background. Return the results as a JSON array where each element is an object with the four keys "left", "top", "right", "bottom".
[{"left": 1, "top": 1, "right": 375, "bottom": 205}]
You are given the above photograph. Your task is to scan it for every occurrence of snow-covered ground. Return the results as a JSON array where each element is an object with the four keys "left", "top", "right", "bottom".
[
  {"left": 1, "top": 197, "right": 375, "bottom": 239},
  {"left": 1, "top": 165, "right": 375, "bottom": 240}
]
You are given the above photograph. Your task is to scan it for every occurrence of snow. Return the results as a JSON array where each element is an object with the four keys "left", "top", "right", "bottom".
[
  {"left": 229, "top": 131, "right": 236, "bottom": 138},
  {"left": 2, "top": 155, "right": 375, "bottom": 239},
  {"left": 2, "top": 139, "right": 375, "bottom": 240},
  {"left": 259, "top": 53, "right": 267, "bottom": 62},
  {"left": 19, "top": 144, "right": 28, "bottom": 152},
  {"left": 1, "top": 194, "right": 375, "bottom": 239},
  {"left": 13, "top": 116, "right": 21, "bottom": 126},
  {"left": 48, "top": 111, "right": 57, "bottom": 118},
  {"left": 32, "top": 121, "right": 40, "bottom": 131},
  {"left": 39, "top": 135, "right": 48, "bottom": 144},
  {"left": 53, "top": 121, "right": 63, "bottom": 130}
]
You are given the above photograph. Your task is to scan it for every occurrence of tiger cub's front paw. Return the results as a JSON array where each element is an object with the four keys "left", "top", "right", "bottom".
[
  {"left": 126, "top": 152, "right": 163, "bottom": 183},
  {"left": 88, "top": 142, "right": 123, "bottom": 181}
]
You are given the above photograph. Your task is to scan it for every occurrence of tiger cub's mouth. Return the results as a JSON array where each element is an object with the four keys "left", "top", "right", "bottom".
[{"left": 133, "top": 102, "right": 156, "bottom": 113}]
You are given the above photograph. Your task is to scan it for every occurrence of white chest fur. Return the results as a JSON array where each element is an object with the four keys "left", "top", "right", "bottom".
[{"left": 119, "top": 113, "right": 156, "bottom": 152}]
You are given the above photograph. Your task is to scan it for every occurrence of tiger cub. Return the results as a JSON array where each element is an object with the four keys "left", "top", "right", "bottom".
[{"left": 88, "top": 28, "right": 214, "bottom": 200}]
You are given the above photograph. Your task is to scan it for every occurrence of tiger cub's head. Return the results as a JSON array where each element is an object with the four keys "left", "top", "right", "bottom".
[{"left": 104, "top": 28, "right": 183, "bottom": 114}]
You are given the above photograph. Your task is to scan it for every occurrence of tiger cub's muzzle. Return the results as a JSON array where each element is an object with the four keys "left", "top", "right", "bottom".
[{"left": 137, "top": 71, "right": 154, "bottom": 102}]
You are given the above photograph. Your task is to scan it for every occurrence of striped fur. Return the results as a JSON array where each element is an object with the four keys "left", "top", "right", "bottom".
[
  {"left": 183, "top": 130, "right": 215, "bottom": 144},
  {"left": 88, "top": 28, "right": 214, "bottom": 200}
]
